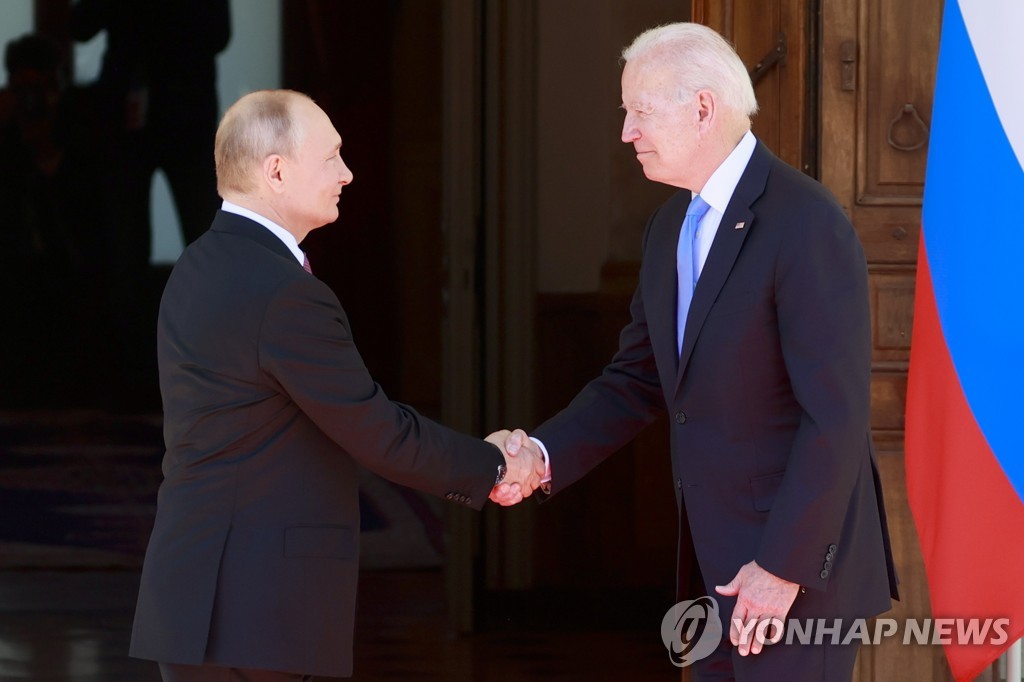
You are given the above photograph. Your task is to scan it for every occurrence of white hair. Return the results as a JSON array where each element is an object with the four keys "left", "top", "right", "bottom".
[{"left": 622, "top": 23, "right": 758, "bottom": 119}]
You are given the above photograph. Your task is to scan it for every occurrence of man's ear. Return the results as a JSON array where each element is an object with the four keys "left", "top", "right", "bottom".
[
  {"left": 262, "top": 154, "right": 287, "bottom": 194},
  {"left": 695, "top": 90, "right": 716, "bottom": 132}
]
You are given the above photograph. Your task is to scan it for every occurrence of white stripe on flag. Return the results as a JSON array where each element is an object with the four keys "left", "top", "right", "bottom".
[{"left": 958, "top": 0, "right": 1024, "bottom": 170}]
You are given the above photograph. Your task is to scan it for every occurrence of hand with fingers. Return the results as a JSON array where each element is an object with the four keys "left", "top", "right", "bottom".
[
  {"left": 715, "top": 560, "right": 800, "bottom": 656},
  {"left": 484, "top": 428, "right": 546, "bottom": 506}
]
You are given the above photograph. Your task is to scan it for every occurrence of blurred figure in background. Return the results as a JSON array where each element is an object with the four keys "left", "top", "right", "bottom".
[
  {"left": 71, "top": 0, "right": 230, "bottom": 253},
  {"left": 71, "top": 0, "right": 231, "bottom": 408},
  {"left": 0, "top": 34, "right": 107, "bottom": 407}
]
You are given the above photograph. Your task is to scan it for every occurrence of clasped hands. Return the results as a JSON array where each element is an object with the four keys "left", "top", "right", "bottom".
[{"left": 484, "top": 429, "right": 546, "bottom": 506}]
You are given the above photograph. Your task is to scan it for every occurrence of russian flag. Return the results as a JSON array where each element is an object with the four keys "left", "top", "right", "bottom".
[{"left": 905, "top": 0, "right": 1024, "bottom": 680}]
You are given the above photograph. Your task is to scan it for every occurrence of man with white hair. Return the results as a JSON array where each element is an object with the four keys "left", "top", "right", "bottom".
[
  {"left": 504, "top": 23, "right": 899, "bottom": 680},
  {"left": 130, "top": 89, "right": 545, "bottom": 681}
]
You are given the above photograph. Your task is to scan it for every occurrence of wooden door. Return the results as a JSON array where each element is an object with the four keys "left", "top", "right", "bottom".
[
  {"left": 694, "top": 0, "right": 814, "bottom": 173},
  {"left": 819, "top": 0, "right": 988, "bottom": 680}
]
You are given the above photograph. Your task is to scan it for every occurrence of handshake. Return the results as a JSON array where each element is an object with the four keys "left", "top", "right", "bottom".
[{"left": 484, "top": 429, "right": 547, "bottom": 506}]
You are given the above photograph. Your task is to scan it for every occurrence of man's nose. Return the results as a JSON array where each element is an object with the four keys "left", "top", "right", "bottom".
[
  {"left": 339, "top": 160, "right": 354, "bottom": 185},
  {"left": 621, "top": 115, "right": 639, "bottom": 143}
]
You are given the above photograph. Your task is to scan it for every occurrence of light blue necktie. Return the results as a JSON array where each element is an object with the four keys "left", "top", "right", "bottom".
[{"left": 677, "top": 195, "right": 710, "bottom": 354}]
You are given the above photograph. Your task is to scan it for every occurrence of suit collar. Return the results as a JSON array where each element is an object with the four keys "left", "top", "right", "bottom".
[
  {"left": 209, "top": 210, "right": 301, "bottom": 265},
  {"left": 220, "top": 200, "right": 305, "bottom": 265},
  {"left": 698, "top": 130, "right": 758, "bottom": 215},
  {"left": 675, "top": 140, "right": 775, "bottom": 384}
]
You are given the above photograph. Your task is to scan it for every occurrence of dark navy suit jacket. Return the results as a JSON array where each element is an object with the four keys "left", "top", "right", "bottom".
[{"left": 130, "top": 211, "right": 502, "bottom": 677}]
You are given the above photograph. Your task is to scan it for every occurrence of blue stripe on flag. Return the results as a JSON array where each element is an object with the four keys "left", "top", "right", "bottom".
[{"left": 923, "top": 0, "right": 1024, "bottom": 500}]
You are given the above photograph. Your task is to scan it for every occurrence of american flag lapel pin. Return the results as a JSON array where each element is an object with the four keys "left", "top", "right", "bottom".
[{"left": 734, "top": 221, "right": 746, "bottom": 230}]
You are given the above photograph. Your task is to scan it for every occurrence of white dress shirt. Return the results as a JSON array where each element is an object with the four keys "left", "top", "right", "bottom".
[
  {"left": 691, "top": 130, "right": 757, "bottom": 278},
  {"left": 221, "top": 200, "right": 305, "bottom": 266}
]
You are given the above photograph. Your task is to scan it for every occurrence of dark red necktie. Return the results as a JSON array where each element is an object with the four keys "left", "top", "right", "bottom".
[{"left": 302, "top": 253, "right": 312, "bottom": 274}]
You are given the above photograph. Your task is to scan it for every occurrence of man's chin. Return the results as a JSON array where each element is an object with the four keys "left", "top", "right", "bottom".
[{"left": 640, "top": 165, "right": 662, "bottom": 182}]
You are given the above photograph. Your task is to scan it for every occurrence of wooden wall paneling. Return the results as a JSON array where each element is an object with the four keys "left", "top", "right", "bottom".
[
  {"left": 533, "top": 293, "right": 676, "bottom": 591},
  {"left": 440, "top": 0, "right": 485, "bottom": 634},
  {"left": 870, "top": 265, "right": 915, "bottom": 362},
  {"left": 868, "top": 264, "right": 915, "bottom": 435},
  {"left": 822, "top": 0, "right": 954, "bottom": 679}
]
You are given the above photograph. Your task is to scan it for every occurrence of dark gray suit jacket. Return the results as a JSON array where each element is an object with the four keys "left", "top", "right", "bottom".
[
  {"left": 130, "top": 211, "right": 502, "bottom": 677},
  {"left": 534, "top": 141, "right": 898, "bottom": 622}
]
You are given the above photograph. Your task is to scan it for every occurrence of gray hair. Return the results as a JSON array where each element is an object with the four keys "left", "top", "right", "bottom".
[
  {"left": 215, "top": 89, "right": 310, "bottom": 196},
  {"left": 622, "top": 23, "right": 758, "bottom": 119}
]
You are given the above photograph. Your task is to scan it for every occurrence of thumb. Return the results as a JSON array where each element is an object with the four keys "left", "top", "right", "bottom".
[
  {"left": 505, "top": 429, "right": 526, "bottom": 456},
  {"left": 715, "top": 578, "right": 739, "bottom": 597}
]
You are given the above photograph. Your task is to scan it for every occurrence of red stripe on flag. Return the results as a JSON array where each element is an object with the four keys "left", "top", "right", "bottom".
[{"left": 906, "top": 237, "right": 1024, "bottom": 681}]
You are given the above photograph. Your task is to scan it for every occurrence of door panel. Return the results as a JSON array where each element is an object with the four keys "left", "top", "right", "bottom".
[
  {"left": 821, "top": 0, "right": 973, "bottom": 680},
  {"left": 695, "top": 0, "right": 813, "bottom": 172},
  {"left": 856, "top": 0, "right": 938, "bottom": 208}
]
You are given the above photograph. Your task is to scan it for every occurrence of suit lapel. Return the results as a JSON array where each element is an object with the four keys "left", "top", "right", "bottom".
[
  {"left": 675, "top": 142, "right": 773, "bottom": 389},
  {"left": 644, "top": 192, "right": 692, "bottom": 393}
]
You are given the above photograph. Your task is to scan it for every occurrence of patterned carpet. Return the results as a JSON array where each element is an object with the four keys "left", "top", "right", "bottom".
[{"left": 0, "top": 410, "right": 444, "bottom": 569}]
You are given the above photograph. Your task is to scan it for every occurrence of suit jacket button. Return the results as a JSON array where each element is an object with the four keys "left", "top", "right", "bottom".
[
  {"left": 828, "top": 544, "right": 838, "bottom": 554},
  {"left": 677, "top": 478, "right": 683, "bottom": 490},
  {"left": 675, "top": 411, "right": 687, "bottom": 425},
  {"left": 825, "top": 552, "right": 834, "bottom": 562},
  {"left": 445, "top": 493, "right": 454, "bottom": 500},
  {"left": 823, "top": 560, "right": 833, "bottom": 571},
  {"left": 465, "top": 497, "right": 473, "bottom": 505},
  {"left": 820, "top": 570, "right": 829, "bottom": 580}
]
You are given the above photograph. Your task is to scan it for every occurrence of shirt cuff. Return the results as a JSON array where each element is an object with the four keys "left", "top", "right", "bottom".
[{"left": 530, "top": 436, "right": 552, "bottom": 483}]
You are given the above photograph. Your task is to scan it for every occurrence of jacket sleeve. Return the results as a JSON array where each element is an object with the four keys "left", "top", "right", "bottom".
[
  {"left": 753, "top": 198, "right": 874, "bottom": 590},
  {"left": 257, "top": 274, "right": 503, "bottom": 510}
]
